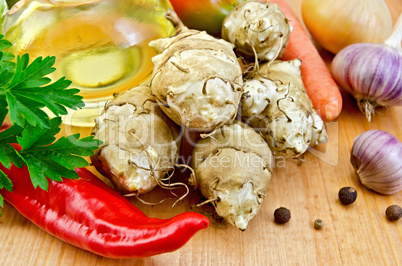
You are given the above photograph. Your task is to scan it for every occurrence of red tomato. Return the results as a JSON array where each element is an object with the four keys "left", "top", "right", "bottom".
[{"left": 169, "top": 0, "right": 246, "bottom": 36}]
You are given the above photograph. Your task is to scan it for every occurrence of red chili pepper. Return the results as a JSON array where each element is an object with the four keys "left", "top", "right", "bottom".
[{"left": 0, "top": 163, "right": 209, "bottom": 258}]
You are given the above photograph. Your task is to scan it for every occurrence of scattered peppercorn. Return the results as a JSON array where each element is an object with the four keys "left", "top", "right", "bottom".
[
  {"left": 274, "top": 207, "right": 291, "bottom": 224},
  {"left": 385, "top": 205, "right": 402, "bottom": 221},
  {"left": 314, "top": 219, "right": 324, "bottom": 229},
  {"left": 338, "top": 187, "right": 357, "bottom": 205}
]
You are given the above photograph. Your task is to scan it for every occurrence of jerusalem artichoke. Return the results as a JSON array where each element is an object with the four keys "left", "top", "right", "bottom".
[
  {"left": 222, "top": 1, "right": 291, "bottom": 62},
  {"left": 91, "top": 85, "right": 180, "bottom": 194},
  {"left": 149, "top": 10, "right": 243, "bottom": 132},
  {"left": 191, "top": 121, "right": 273, "bottom": 230},
  {"left": 240, "top": 59, "right": 327, "bottom": 158}
]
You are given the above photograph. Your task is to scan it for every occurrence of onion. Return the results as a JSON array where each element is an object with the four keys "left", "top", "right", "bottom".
[
  {"left": 301, "top": 0, "right": 392, "bottom": 54},
  {"left": 331, "top": 14, "right": 402, "bottom": 121},
  {"left": 351, "top": 130, "right": 402, "bottom": 195}
]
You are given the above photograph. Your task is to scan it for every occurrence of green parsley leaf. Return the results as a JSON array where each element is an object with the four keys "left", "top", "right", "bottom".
[
  {"left": 0, "top": 194, "right": 3, "bottom": 209},
  {"left": 0, "top": 36, "right": 13, "bottom": 55},
  {"left": 16, "top": 117, "right": 102, "bottom": 190},
  {"left": 0, "top": 124, "right": 24, "bottom": 168},
  {"left": 0, "top": 168, "right": 12, "bottom": 213},
  {"left": 0, "top": 45, "right": 15, "bottom": 78},
  {"left": 0, "top": 35, "right": 102, "bottom": 216},
  {"left": 0, "top": 144, "right": 23, "bottom": 169},
  {"left": 0, "top": 39, "right": 84, "bottom": 128},
  {"left": 16, "top": 117, "right": 60, "bottom": 150},
  {"left": 0, "top": 99, "right": 7, "bottom": 126},
  {"left": 0, "top": 169, "right": 12, "bottom": 191}
]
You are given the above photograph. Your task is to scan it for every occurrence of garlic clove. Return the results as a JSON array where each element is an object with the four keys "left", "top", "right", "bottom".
[{"left": 351, "top": 130, "right": 402, "bottom": 195}]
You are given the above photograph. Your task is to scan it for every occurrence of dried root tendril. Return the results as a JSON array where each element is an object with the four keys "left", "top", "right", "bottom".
[
  {"left": 242, "top": 36, "right": 285, "bottom": 81},
  {"left": 124, "top": 192, "right": 175, "bottom": 206},
  {"left": 139, "top": 98, "right": 156, "bottom": 114},
  {"left": 127, "top": 160, "right": 154, "bottom": 171},
  {"left": 124, "top": 130, "right": 190, "bottom": 208},
  {"left": 194, "top": 197, "right": 220, "bottom": 208},
  {"left": 200, "top": 130, "right": 219, "bottom": 141},
  {"left": 170, "top": 61, "right": 190, "bottom": 73},
  {"left": 200, "top": 127, "right": 220, "bottom": 139},
  {"left": 175, "top": 163, "right": 197, "bottom": 187},
  {"left": 357, "top": 99, "right": 378, "bottom": 122},
  {"left": 276, "top": 85, "right": 292, "bottom": 122},
  {"left": 290, "top": 154, "right": 313, "bottom": 165},
  {"left": 155, "top": 173, "right": 189, "bottom": 208},
  {"left": 239, "top": 13, "right": 287, "bottom": 76},
  {"left": 192, "top": 178, "right": 220, "bottom": 209},
  {"left": 123, "top": 164, "right": 189, "bottom": 208}
]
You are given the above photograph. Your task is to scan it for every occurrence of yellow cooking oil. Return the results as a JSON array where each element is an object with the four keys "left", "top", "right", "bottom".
[{"left": 2, "top": 0, "right": 175, "bottom": 126}]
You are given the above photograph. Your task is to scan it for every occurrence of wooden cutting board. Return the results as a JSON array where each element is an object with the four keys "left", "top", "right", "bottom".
[{"left": 1, "top": 0, "right": 401, "bottom": 265}]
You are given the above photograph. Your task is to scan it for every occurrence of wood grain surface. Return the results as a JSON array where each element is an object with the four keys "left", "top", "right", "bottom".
[{"left": 1, "top": 0, "right": 401, "bottom": 265}]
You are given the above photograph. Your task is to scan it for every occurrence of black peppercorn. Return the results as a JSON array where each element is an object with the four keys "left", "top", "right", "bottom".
[
  {"left": 274, "top": 207, "right": 291, "bottom": 224},
  {"left": 385, "top": 205, "right": 402, "bottom": 221},
  {"left": 338, "top": 187, "right": 357, "bottom": 205}
]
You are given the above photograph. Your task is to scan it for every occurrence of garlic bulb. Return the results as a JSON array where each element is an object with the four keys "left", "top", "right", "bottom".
[
  {"left": 301, "top": 0, "right": 392, "bottom": 54},
  {"left": 350, "top": 130, "right": 402, "bottom": 195},
  {"left": 331, "top": 14, "right": 402, "bottom": 121}
]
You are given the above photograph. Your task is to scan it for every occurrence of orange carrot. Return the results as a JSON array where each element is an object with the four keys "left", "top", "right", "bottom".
[{"left": 270, "top": 0, "right": 342, "bottom": 121}]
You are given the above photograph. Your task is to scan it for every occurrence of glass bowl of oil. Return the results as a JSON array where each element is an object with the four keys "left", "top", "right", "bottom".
[{"left": 2, "top": 0, "right": 175, "bottom": 127}]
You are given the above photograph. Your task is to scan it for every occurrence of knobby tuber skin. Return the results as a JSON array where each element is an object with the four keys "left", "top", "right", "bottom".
[
  {"left": 240, "top": 59, "right": 327, "bottom": 158},
  {"left": 222, "top": 1, "right": 291, "bottom": 62},
  {"left": 149, "top": 10, "right": 243, "bottom": 132},
  {"left": 191, "top": 121, "right": 273, "bottom": 230},
  {"left": 91, "top": 85, "right": 180, "bottom": 194}
]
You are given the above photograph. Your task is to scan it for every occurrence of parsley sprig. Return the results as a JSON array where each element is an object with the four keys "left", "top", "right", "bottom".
[{"left": 0, "top": 35, "right": 102, "bottom": 214}]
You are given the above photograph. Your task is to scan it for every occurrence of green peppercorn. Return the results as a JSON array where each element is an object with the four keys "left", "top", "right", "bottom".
[
  {"left": 385, "top": 205, "right": 402, "bottom": 221},
  {"left": 274, "top": 207, "right": 291, "bottom": 224},
  {"left": 314, "top": 219, "right": 324, "bottom": 229},
  {"left": 338, "top": 187, "right": 357, "bottom": 205}
]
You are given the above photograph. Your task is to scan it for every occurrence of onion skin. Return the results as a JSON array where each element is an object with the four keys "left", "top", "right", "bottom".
[
  {"left": 301, "top": 0, "right": 392, "bottom": 54},
  {"left": 331, "top": 43, "right": 402, "bottom": 121},
  {"left": 351, "top": 130, "right": 402, "bottom": 195}
]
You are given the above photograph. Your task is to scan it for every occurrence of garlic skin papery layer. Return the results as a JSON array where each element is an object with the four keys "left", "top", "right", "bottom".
[{"left": 351, "top": 130, "right": 402, "bottom": 195}]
